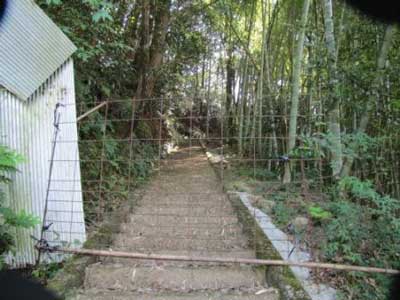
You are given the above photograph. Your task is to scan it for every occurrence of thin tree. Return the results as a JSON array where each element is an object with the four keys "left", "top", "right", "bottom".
[
  {"left": 283, "top": 0, "right": 311, "bottom": 184},
  {"left": 323, "top": 0, "right": 343, "bottom": 179}
]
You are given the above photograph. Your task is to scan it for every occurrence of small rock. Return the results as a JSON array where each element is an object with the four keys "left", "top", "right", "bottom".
[
  {"left": 249, "top": 195, "right": 264, "bottom": 206},
  {"left": 232, "top": 181, "right": 252, "bottom": 193},
  {"left": 249, "top": 195, "right": 275, "bottom": 214},
  {"left": 260, "top": 199, "right": 276, "bottom": 214},
  {"left": 292, "top": 216, "right": 309, "bottom": 232}
]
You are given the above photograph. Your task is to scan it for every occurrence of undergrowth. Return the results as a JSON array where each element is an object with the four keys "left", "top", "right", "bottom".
[
  {"left": 228, "top": 164, "right": 400, "bottom": 300},
  {"left": 79, "top": 108, "right": 159, "bottom": 225},
  {"left": 323, "top": 177, "right": 400, "bottom": 300}
]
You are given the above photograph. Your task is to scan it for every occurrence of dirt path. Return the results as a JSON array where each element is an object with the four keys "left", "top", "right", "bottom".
[{"left": 73, "top": 147, "right": 278, "bottom": 300}]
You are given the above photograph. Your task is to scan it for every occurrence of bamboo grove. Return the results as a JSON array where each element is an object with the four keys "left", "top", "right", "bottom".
[
  {"left": 198, "top": 0, "right": 400, "bottom": 194},
  {"left": 40, "top": 0, "right": 400, "bottom": 197}
]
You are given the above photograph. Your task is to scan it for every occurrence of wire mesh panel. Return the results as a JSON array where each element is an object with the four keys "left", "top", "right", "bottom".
[
  {"left": 41, "top": 96, "right": 328, "bottom": 256},
  {"left": 40, "top": 97, "right": 396, "bottom": 300}
]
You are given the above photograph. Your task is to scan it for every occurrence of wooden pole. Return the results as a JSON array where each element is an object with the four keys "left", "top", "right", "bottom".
[
  {"left": 55, "top": 247, "right": 399, "bottom": 275},
  {"left": 77, "top": 101, "right": 108, "bottom": 122}
]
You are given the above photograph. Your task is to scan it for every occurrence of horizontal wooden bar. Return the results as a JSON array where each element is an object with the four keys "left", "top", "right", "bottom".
[{"left": 53, "top": 247, "right": 399, "bottom": 275}]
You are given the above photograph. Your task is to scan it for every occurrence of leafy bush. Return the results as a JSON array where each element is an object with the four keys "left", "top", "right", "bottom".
[
  {"left": 291, "top": 135, "right": 324, "bottom": 159},
  {"left": 341, "top": 133, "right": 380, "bottom": 161},
  {"left": 323, "top": 201, "right": 367, "bottom": 264},
  {"left": 272, "top": 201, "right": 297, "bottom": 227},
  {"left": 0, "top": 146, "right": 24, "bottom": 182},
  {"left": 0, "top": 145, "right": 40, "bottom": 268},
  {"left": 78, "top": 109, "right": 159, "bottom": 221},
  {"left": 321, "top": 177, "right": 400, "bottom": 300},
  {"left": 308, "top": 205, "right": 332, "bottom": 222}
]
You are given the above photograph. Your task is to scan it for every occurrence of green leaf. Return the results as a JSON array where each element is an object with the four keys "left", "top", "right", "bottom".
[
  {"left": 0, "top": 208, "right": 40, "bottom": 229},
  {"left": 308, "top": 206, "right": 332, "bottom": 221},
  {"left": 390, "top": 99, "right": 400, "bottom": 110},
  {"left": 92, "top": 10, "right": 112, "bottom": 23},
  {"left": 46, "top": 0, "right": 62, "bottom": 5}
]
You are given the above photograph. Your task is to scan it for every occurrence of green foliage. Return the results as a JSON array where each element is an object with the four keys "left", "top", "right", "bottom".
[
  {"left": 44, "top": 0, "right": 113, "bottom": 23},
  {"left": 272, "top": 202, "right": 293, "bottom": 226},
  {"left": 337, "top": 176, "right": 377, "bottom": 200},
  {"left": 78, "top": 106, "right": 159, "bottom": 221},
  {"left": 341, "top": 133, "right": 380, "bottom": 161},
  {"left": 319, "top": 177, "right": 400, "bottom": 300},
  {"left": 308, "top": 205, "right": 332, "bottom": 221},
  {"left": 0, "top": 146, "right": 24, "bottom": 183},
  {"left": 291, "top": 135, "right": 324, "bottom": 159},
  {"left": 135, "top": 121, "right": 154, "bottom": 140},
  {"left": 0, "top": 208, "right": 40, "bottom": 229},
  {"left": 235, "top": 166, "right": 277, "bottom": 181},
  {"left": 390, "top": 99, "right": 400, "bottom": 111},
  {"left": 325, "top": 177, "right": 400, "bottom": 264},
  {"left": 32, "top": 262, "right": 62, "bottom": 283},
  {"left": 92, "top": 9, "right": 112, "bottom": 23},
  {"left": 46, "top": 0, "right": 62, "bottom": 4},
  {"left": 0, "top": 146, "right": 39, "bottom": 268},
  {"left": 323, "top": 201, "right": 367, "bottom": 264}
]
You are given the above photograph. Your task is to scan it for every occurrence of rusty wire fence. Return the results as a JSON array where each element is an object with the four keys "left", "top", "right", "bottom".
[{"left": 38, "top": 97, "right": 398, "bottom": 279}]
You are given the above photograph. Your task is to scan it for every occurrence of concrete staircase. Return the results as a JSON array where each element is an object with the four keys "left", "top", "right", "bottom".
[{"left": 72, "top": 147, "right": 279, "bottom": 300}]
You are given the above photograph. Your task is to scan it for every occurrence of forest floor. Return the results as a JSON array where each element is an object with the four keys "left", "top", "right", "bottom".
[{"left": 71, "top": 146, "right": 279, "bottom": 300}]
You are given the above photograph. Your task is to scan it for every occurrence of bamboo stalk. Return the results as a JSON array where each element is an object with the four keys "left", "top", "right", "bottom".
[
  {"left": 54, "top": 247, "right": 399, "bottom": 275},
  {"left": 77, "top": 101, "right": 108, "bottom": 122}
]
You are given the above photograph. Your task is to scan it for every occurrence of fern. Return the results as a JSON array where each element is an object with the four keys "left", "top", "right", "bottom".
[
  {"left": 0, "top": 145, "right": 39, "bottom": 267},
  {"left": 308, "top": 206, "right": 332, "bottom": 221}
]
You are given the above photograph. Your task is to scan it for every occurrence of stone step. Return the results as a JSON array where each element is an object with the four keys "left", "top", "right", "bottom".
[
  {"left": 128, "top": 214, "right": 239, "bottom": 226},
  {"left": 138, "top": 193, "right": 228, "bottom": 203},
  {"left": 119, "top": 223, "right": 244, "bottom": 238},
  {"left": 133, "top": 206, "right": 235, "bottom": 217},
  {"left": 84, "top": 264, "right": 266, "bottom": 293},
  {"left": 143, "top": 186, "right": 222, "bottom": 194},
  {"left": 138, "top": 199, "right": 230, "bottom": 206},
  {"left": 99, "top": 249, "right": 257, "bottom": 267},
  {"left": 73, "top": 289, "right": 280, "bottom": 300},
  {"left": 147, "top": 178, "right": 220, "bottom": 184},
  {"left": 113, "top": 235, "right": 249, "bottom": 252}
]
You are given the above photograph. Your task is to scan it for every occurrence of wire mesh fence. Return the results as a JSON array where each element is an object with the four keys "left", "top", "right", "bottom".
[{"left": 38, "top": 96, "right": 398, "bottom": 283}]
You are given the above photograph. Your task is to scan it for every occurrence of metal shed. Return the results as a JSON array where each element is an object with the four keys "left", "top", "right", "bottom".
[{"left": 0, "top": 0, "right": 86, "bottom": 267}]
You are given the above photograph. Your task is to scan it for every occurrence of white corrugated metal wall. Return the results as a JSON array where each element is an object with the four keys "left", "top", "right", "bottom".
[{"left": 0, "top": 58, "right": 86, "bottom": 267}]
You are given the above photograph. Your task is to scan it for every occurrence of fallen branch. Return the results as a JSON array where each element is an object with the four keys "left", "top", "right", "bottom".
[{"left": 53, "top": 247, "right": 399, "bottom": 275}]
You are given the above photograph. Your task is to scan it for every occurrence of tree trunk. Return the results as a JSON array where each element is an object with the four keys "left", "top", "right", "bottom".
[
  {"left": 238, "top": 1, "right": 256, "bottom": 156},
  {"left": 257, "top": 0, "right": 267, "bottom": 157},
  {"left": 283, "top": 0, "right": 311, "bottom": 184},
  {"left": 226, "top": 45, "right": 235, "bottom": 143},
  {"left": 323, "top": 0, "right": 343, "bottom": 179},
  {"left": 239, "top": 56, "right": 249, "bottom": 156},
  {"left": 135, "top": 0, "right": 151, "bottom": 101},
  {"left": 144, "top": 0, "right": 171, "bottom": 101},
  {"left": 134, "top": 0, "right": 170, "bottom": 115},
  {"left": 244, "top": 67, "right": 255, "bottom": 150}
]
